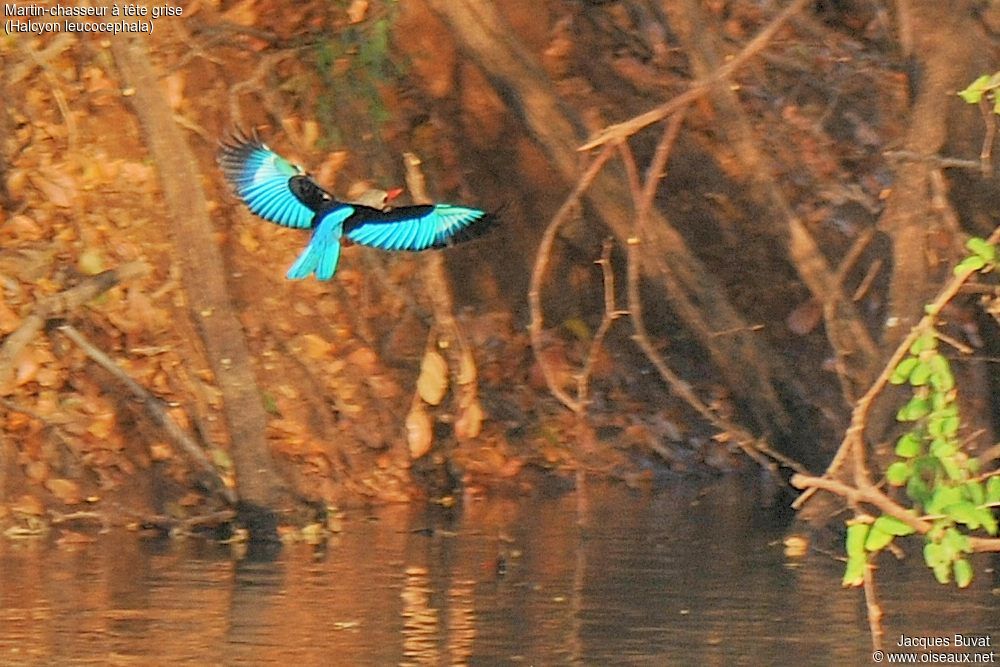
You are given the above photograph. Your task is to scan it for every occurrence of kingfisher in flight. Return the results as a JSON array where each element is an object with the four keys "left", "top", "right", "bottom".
[{"left": 218, "top": 130, "right": 497, "bottom": 280}]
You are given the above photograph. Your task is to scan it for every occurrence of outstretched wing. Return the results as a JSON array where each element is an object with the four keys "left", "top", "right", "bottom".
[
  {"left": 344, "top": 204, "right": 496, "bottom": 252},
  {"left": 218, "top": 130, "right": 332, "bottom": 230}
]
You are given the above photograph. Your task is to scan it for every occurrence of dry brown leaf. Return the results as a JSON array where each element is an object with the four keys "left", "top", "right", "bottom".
[
  {"left": 45, "top": 478, "right": 82, "bottom": 504},
  {"left": 786, "top": 299, "right": 823, "bottom": 336},
  {"left": 0, "top": 300, "right": 22, "bottom": 334},
  {"left": 222, "top": 0, "right": 256, "bottom": 26},
  {"left": 417, "top": 349, "right": 448, "bottom": 406},
  {"left": 2, "top": 214, "right": 43, "bottom": 241},
  {"left": 87, "top": 412, "right": 116, "bottom": 440},
  {"left": 406, "top": 403, "right": 433, "bottom": 459},
  {"left": 30, "top": 168, "right": 77, "bottom": 208},
  {"left": 454, "top": 399, "right": 483, "bottom": 440},
  {"left": 149, "top": 442, "right": 173, "bottom": 461},
  {"left": 57, "top": 530, "right": 96, "bottom": 546},
  {"left": 15, "top": 354, "right": 39, "bottom": 386},
  {"left": 367, "top": 374, "right": 401, "bottom": 399},
  {"left": 238, "top": 228, "right": 260, "bottom": 253},
  {"left": 5, "top": 168, "right": 29, "bottom": 200},
  {"left": 346, "top": 0, "right": 369, "bottom": 23},
  {"left": 346, "top": 346, "right": 379, "bottom": 374},
  {"left": 12, "top": 494, "right": 45, "bottom": 516},
  {"left": 298, "top": 333, "right": 332, "bottom": 360},
  {"left": 164, "top": 71, "right": 186, "bottom": 111},
  {"left": 456, "top": 349, "right": 477, "bottom": 386}
]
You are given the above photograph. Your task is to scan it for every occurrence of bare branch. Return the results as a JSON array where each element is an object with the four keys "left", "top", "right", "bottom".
[
  {"left": 528, "top": 144, "right": 617, "bottom": 414},
  {"left": 579, "top": 0, "right": 811, "bottom": 151},
  {"left": 58, "top": 324, "right": 236, "bottom": 505}
]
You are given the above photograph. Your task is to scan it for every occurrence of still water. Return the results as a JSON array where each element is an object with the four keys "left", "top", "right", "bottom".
[{"left": 1, "top": 478, "right": 997, "bottom": 665}]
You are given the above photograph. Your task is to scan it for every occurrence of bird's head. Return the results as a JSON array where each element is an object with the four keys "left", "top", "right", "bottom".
[{"left": 352, "top": 186, "right": 404, "bottom": 210}]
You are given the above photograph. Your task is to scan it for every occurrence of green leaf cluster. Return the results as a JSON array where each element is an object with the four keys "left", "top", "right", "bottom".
[{"left": 843, "top": 236, "right": 998, "bottom": 589}]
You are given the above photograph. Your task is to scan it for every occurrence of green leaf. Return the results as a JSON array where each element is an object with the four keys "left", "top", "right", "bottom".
[
  {"left": 964, "top": 481, "right": 985, "bottom": 506},
  {"left": 944, "top": 501, "right": 982, "bottom": 529},
  {"left": 872, "top": 514, "right": 916, "bottom": 537},
  {"left": 897, "top": 396, "right": 931, "bottom": 422},
  {"left": 941, "top": 456, "right": 964, "bottom": 481},
  {"left": 930, "top": 437, "right": 958, "bottom": 458},
  {"left": 954, "top": 558, "right": 973, "bottom": 588},
  {"left": 958, "top": 74, "right": 993, "bottom": 104},
  {"left": 986, "top": 476, "right": 1000, "bottom": 504},
  {"left": 932, "top": 561, "right": 951, "bottom": 584},
  {"left": 846, "top": 523, "right": 869, "bottom": 559},
  {"left": 928, "top": 414, "right": 959, "bottom": 439},
  {"left": 924, "top": 541, "right": 946, "bottom": 568},
  {"left": 886, "top": 461, "right": 912, "bottom": 486},
  {"left": 864, "top": 525, "right": 894, "bottom": 552},
  {"left": 954, "top": 255, "right": 987, "bottom": 276},
  {"left": 976, "top": 507, "right": 998, "bottom": 536},
  {"left": 907, "top": 474, "right": 932, "bottom": 506},
  {"left": 895, "top": 432, "right": 922, "bottom": 458},
  {"left": 927, "top": 354, "right": 955, "bottom": 392},
  {"left": 909, "top": 332, "right": 937, "bottom": 355},
  {"left": 890, "top": 357, "right": 919, "bottom": 385},
  {"left": 966, "top": 237, "right": 996, "bottom": 263},
  {"left": 909, "top": 360, "right": 932, "bottom": 386},
  {"left": 261, "top": 392, "right": 280, "bottom": 416},
  {"left": 927, "top": 486, "right": 963, "bottom": 514},
  {"left": 842, "top": 554, "right": 866, "bottom": 587},
  {"left": 942, "top": 527, "right": 971, "bottom": 557}
]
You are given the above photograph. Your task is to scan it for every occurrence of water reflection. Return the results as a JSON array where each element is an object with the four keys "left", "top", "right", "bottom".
[{"left": 0, "top": 478, "right": 997, "bottom": 664}]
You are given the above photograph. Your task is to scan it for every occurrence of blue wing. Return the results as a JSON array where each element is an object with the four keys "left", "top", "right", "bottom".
[
  {"left": 344, "top": 204, "right": 495, "bottom": 252},
  {"left": 286, "top": 207, "right": 354, "bottom": 280},
  {"left": 218, "top": 131, "right": 331, "bottom": 230}
]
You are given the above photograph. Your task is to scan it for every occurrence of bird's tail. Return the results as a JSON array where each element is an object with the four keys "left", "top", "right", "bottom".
[{"left": 287, "top": 220, "right": 342, "bottom": 280}]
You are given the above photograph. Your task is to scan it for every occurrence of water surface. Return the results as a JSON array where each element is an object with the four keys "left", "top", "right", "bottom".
[{"left": 1, "top": 478, "right": 997, "bottom": 665}]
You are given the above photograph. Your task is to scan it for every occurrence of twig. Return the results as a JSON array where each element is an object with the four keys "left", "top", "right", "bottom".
[
  {"left": 933, "top": 330, "right": 974, "bottom": 355},
  {"left": 862, "top": 558, "right": 885, "bottom": 651},
  {"left": 575, "top": 238, "right": 626, "bottom": 408},
  {"left": 49, "top": 510, "right": 111, "bottom": 533},
  {"left": 528, "top": 143, "right": 617, "bottom": 414},
  {"left": 135, "top": 509, "right": 237, "bottom": 535},
  {"left": 579, "top": 0, "right": 810, "bottom": 151},
  {"left": 57, "top": 324, "right": 236, "bottom": 505},
  {"left": 850, "top": 258, "right": 883, "bottom": 302},
  {"left": 882, "top": 151, "right": 982, "bottom": 171},
  {"left": 895, "top": 0, "right": 913, "bottom": 58},
  {"left": 9, "top": 33, "right": 75, "bottom": 84},
  {"left": 979, "top": 97, "right": 996, "bottom": 177},
  {"left": 834, "top": 227, "right": 875, "bottom": 289}
]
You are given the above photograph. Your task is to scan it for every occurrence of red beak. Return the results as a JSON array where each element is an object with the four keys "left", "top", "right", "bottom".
[{"left": 385, "top": 187, "right": 404, "bottom": 202}]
